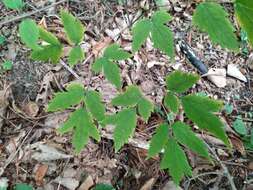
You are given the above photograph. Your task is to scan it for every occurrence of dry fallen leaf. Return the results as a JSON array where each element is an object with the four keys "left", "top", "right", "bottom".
[
  {"left": 35, "top": 164, "right": 48, "bottom": 186},
  {"left": 206, "top": 68, "right": 226, "bottom": 88},
  {"left": 23, "top": 101, "right": 39, "bottom": 118},
  {"left": 78, "top": 175, "right": 94, "bottom": 190},
  {"left": 140, "top": 178, "right": 156, "bottom": 190},
  {"left": 92, "top": 37, "right": 112, "bottom": 57}
]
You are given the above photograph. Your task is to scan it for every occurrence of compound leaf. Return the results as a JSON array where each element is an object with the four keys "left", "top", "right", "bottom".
[
  {"left": 3, "top": 0, "right": 23, "bottom": 9},
  {"left": 58, "top": 108, "right": 100, "bottom": 153},
  {"left": 193, "top": 2, "right": 239, "bottom": 51},
  {"left": 85, "top": 90, "right": 106, "bottom": 122},
  {"left": 104, "top": 44, "right": 131, "bottom": 60},
  {"left": 103, "top": 59, "right": 121, "bottom": 89},
  {"left": 19, "top": 19, "right": 41, "bottom": 50},
  {"left": 160, "top": 138, "right": 192, "bottom": 185},
  {"left": 235, "top": 0, "right": 253, "bottom": 47},
  {"left": 60, "top": 10, "right": 85, "bottom": 45},
  {"left": 47, "top": 83, "right": 84, "bottom": 112},
  {"left": 164, "top": 92, "right": 179, "bottom": 113},
  {"left": 137, "top": 97, "right": 154, "bottom": 122},
  {"left": 172, "top": 121, "right": 209, "bottom": 159},
  {"left": 31, "top": 44, "right": 63, "bottom": 64},
  {"left": 151, "top": 10, "right": 172, "bottom": 25},
  {"left": 132, "top": 19, "right": 152, "bottom": 52},
  {"left": 148, "top": 123, "right": 168, "bottom": 158},
  {"left": 38, "top": 27, "right": 61, "bottom": 45},
  {"left": 166, "top": 71, "right": 199, "bottom": 93},
  {"left": 151, "top": 24, "right": 174, "bottom": 59},
  {"left": 182, "top": 95, "right": 229, "bottom": 146},
  {"left": 68, "top": 46, "right": 85, "bottom": 66},
  {"left": 111, "top": 85, "right": 142, "bottom": 107},
  {"left": 104, "top": 108, "right": 137, "bottom": 152}
]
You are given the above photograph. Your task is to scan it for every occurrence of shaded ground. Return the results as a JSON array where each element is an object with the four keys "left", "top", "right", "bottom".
[{"left": 0, "top": 0, "right": 252, "bottom": 189}]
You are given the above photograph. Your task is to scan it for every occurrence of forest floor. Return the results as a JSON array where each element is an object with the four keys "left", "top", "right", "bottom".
[{"left": 0, "top": 0, "right": 252, "bottom": 189}]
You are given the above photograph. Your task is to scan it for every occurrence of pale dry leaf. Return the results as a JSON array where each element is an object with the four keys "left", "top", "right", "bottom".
[
  {"left": 227, "top": 64, "right": 247, "bottom": 82},
  {"left": 92, "top": 37, "right": 112, "bottom": 57},
  {"left": 140, "top": 178, "right": 156, "bottom": 190},
  {"left": 54, "top": 177, "right": 79, "bottom": 190},
  {"left": 206, "top": 68, "right": 226, "bottom": 88},
  {"left": 23, "top": 101, "right": 39, "bottom": 118},
  {"left": 162, "top": 181, "right": 182, "bottom": 190}
]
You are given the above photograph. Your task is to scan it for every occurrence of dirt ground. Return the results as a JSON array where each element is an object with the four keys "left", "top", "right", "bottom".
[{"left": 0, "top": 0, "right": 252, "bottom": 189}]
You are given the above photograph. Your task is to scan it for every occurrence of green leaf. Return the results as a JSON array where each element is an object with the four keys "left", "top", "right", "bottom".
[
  {"left": 164, "top": 92, "right": 179, "bottom": 113},
  {"left": 132, "top": 19, "right": 152, "bottom": 52},
  {"left": 151, "top": 24, "right": 174, "bottom": 59},
  {"left": 93, "top": 184, "right": 115, "bottom": 190},
  {"left": 0, "top": 35, "right": 6, "bottom": 45},
  {"left": 160, "top": 138, "right": 192, "bottom": 185},
  {"left": 2, "top": 60, "right": 13, "bottom": 71},
  {"left": 235, "top": 0, "right": 253, "bottom": 47},
  {"left": 104, "top": 108, "right": 137, "bottom": 152},
  {"left": 92, "top": 57, "right": 106, "bottom": 73},
  {"left": 172, "top": 121, "right": 209, "bottom": 158},
  {"left": 151, "top": 10, "right": 172, "bottom": 25},
  {"left": 68, "top": 46, "right": 85, "bottom": 66},
  {"left": 38, "top": 27, "right": 61, "bottom": 45},
  {"left": 104, "top": 44, "right": 131, "bottom": 60},
  {"left": 148, "top": 123, "right": 168, "bottom": 158},
  {"left": 232, "top": 116, "right": 247, "bottom": 136},
  {"left": 182, "top": 95, "right": 229, "bottom": 146},
  {"left": 193, "top": 2, "right": 239, "bottom": 51},
  {"left": 47, "top": 83, "right": 84, "bottom": 112},
  {"left": 224, "top": 103, "right": 233, "bottom": 115},
  {"left": 85, "top": 90, "right": 106, "bottom": 122},
  {"left": 166, "top": 71, "right": 199, "bottom": 93},
  {"left": 103, "top": 59, "right": 121, "bottom": 89},
  {"left": 111, "top": 85, "right": 142, "bottom": 107},
  {"left": 14, "top": 183, "right": 33, "bottom": 190},
  {"left": 60, "top": 10, "right": 85, "bottom": 45},
  {"left": 2, "top": 0, "right": 23, "bottom": 9},
  {"left": 58, "top": 108, "right": 100, "bottom": 153},
  {"left": 19, "top": 19, "right": 41, "bottom": 50},
  {"left": 137, "top": 98, "right": 154, "bottom": 122},
  {"left": 31, "top": 44, "right": 63, "bottom": 64}
]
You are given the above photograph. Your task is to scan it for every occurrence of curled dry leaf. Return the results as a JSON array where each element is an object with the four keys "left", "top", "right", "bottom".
[
  {"left": 35, "top": 164, "right": 48, "bottom": 186},
  {"left": 205, "top": 68, "right": 226, "bottom": 88}
]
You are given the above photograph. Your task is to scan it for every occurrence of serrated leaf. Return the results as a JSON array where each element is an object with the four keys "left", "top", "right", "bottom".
[
  {"left": 160, "top": 138, "right": 192, "bottom": 185},
  {"left": 151, "top": 24, "right": 174, "bottom": 59},
  {"left": 92, "top": 57, "right": 106, "bottom": 73},
  {"left": 148, "top": 123, "right": 168, "bottom": 158},
  {"left": 68, "top": 46, "right": 85, "bottom": 66},
  {"left": 31, "top": 44, "right": 63, "bottom": 64},
  {"left": 182, "top": 95, "right": 229, "bottom": 146},
  {"left": 60, "top": 10, "right": 85, "bottom": 45},
  {"left": 103, "top": 59, "right": 121, "bottom": 89},
  {"left": 47, "top": 83, "right": 84, "bottom": 112},
  {"left": 111, "top": 85, "right": 142, "bottom": 107},
  {"left": 2, "top": 0, "right": 23, "bottom": 9},
  {"left": 235, "top": 0, "right": 253, "bottom": 47},
  {"left": 85, "top": 90, "right": 105, "bottom": 122},
  {"left": 132, "top": 19, "right": 152, "bottom": 52},
  {"left": 19, "top": 19, "right": 41, "bottom": 50},
  {"left": 172, "top": 121, "right": 209, "bottom": 158},
  {"left": 164, "top": 92, "right": 179, "bottom": 113},
  {"left": 38, "top": 27, "right": 61, "bottom": 45},
  {"left": 104, "top": 44, "right": 131, "bottom": 60},
  {"left": 166, "top": 71, "right": 199, "bottom": 93},
  {"left": 151, "top": 10, "right": 172, "bottom": 25},
  {"left": 232, "top": 116, "right": 247, "bottom": 136},
  {"left": 193, "top": 2, "right": 239, "bottom": 51},
  {"left": 58, "top": 108, "right": 100, "bottom": 153},
  {"left": 137, "top": 98, "right": 154, "bottom": 122},
  {"left": 104, "top": 108, "right": 137, "bottom": 152}
]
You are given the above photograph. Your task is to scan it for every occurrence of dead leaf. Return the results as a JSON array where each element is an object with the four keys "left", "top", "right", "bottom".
[
  {"left": 205, "top": 68, "right": 226, "bottom": 88},
  {"left": 35, "top": 164, "right": 48, "bottom": 186},
  {"left": 162, "top": 181, "right": 182, "bottom": 190},
  {"left": 92, "top": 37, "right": 112, "bottom": 57},
  {"left": 227, "top": 64, "right": 247, "bottom": 82},
  {"left": 229, "top": 134, "right": 246, "bottom": 156},
  {"left": 140, "top": 178, "right": 156, "bottom": 190},
  {"left": 23, "top": 101, "right": 39, "bottom": 118},
  {"left": 78, "top": 175, "right": 94, "bottom": 190}
]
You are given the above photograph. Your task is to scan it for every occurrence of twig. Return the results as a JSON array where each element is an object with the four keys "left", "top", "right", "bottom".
[
  {"left": 205, "top": 143, "right": 237, "bottom": 190},
  {"left": 59, "top": 59, "right": 80, "bottom": 80},
  {"left": 0, "top": 0, "right": 68, "bottom": 27}
]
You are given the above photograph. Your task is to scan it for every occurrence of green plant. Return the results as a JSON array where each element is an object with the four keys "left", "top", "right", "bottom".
[
  {"left": 2, "top": 0, "right": 24, "bottom": 10},
  {"left": 18, "top": 0, "right": 253, "bottom": 185},
  {"left": 1, "top": 60, "right": 13, "bottom": 71},
  {"left": 14, "top": 183, "right": 33, "bottom": 190},
  {"left": 19, "top": 10, "right": 85, "bottom": 65}
]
